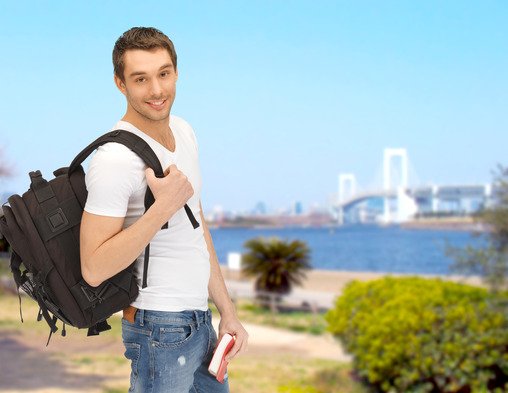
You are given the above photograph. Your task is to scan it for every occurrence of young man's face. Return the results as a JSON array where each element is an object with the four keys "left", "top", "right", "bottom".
[{"left": 115, "top": 48, "right": 178, "bottom": 124}]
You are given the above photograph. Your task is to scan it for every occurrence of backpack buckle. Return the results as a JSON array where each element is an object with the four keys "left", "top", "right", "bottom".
[{"left": 46, "top": 208, "right": 69, "bottom": 233}]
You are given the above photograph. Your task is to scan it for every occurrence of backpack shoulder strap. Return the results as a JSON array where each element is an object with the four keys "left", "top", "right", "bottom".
[
  {"left": 68, "top": 130, "right": 163, "bottom": 176},
  {"left": 68, "top": 130, "right": 199, "bottom": 227}
]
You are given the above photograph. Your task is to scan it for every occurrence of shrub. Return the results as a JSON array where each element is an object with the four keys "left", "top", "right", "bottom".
[{"left": 325, "top": 277, "right": 508, "bottom": 392}]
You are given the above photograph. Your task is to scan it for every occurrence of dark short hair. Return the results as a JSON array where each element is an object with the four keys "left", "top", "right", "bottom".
[{"left": 113, "top": 27, "right": 177, "bottom": 81}]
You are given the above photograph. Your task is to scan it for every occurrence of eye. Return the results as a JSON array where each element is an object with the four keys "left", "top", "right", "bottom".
[
  {"left": 136, "top": 77, "right": 146, "bottom": 83},
  {"left": 160, "top": 71, "right": 169, "bottom": 78}
]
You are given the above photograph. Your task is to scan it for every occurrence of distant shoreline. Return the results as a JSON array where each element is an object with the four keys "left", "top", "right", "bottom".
[
  {"left": 221, "top": 266, "right": 484, "bottom": 294},
  {"left": 401, "top": 217, "right": 486, "bottom": 232},
  {"left": 209, "top": 216, "right": 485, "bottom": 232}
]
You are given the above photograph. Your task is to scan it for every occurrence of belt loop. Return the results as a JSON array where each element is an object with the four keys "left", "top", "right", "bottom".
[
  {"left": 194, "top": 310, "right": 200, "bottom": 330},
  {"left": 139, "top": 309, "right": 145, "bottom": 326}
]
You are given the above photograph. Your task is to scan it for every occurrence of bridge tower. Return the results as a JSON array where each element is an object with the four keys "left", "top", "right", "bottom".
[
  {"left": 383, "top": 148, "right": 408, "bottom": 191},
  {"left": 382, "top": 148, "right": 417, "bottom": 223},
  {"left": 337, "top": 173, "right": 357, "bottom": 225}
]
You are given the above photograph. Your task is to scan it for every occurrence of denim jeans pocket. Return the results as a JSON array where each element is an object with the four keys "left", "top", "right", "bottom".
[
  {"left": 123, "top": 342, "right": 141, "bottom": 391},
  {"left": 122, "top": 319, "right": 150, "bottom": 337},
  {"left": 154, "top": 324, "right": 195, "bottom": 348}
]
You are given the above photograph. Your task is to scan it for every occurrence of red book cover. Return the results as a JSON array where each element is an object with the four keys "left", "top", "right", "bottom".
[{"left": 208, "top": 333, "right": 235, "bottom": 383}]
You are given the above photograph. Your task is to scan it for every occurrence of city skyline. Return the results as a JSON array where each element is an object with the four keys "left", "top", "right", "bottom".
[{"left": 0, "top": 1, "right": 507, "bottom": 212}]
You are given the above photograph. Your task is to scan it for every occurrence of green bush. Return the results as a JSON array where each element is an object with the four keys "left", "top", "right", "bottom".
[{"left": 325, "top": 277, "right": 508, "bottom": 392}]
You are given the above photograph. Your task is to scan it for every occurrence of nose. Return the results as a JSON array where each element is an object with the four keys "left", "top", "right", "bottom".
[{"left": 150, "top": 78, "right": 163, "bottom": 97}]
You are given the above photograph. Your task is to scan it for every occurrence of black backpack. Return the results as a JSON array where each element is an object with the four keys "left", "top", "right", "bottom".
[{"left": 0, "top": 129, "right": 199, "bottom": 344}]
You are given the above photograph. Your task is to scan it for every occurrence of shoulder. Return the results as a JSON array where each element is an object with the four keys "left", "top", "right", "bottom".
[
  {"left": 171, "top": 114, "right": 192, "bottom": 128},
  {"left": 172, "top": 115, "right": 195, "bottom": 136},
  {"left": 171, "top": 115, "right": 199, "bottom": 151},
  {"left": 84, "top": 142, "right": 145, "bottom": 216},
  {"left": 87, "top": 142, "right": 145, "bottom": 183},
  {"left": 92, "top": 142, "right": 144, "bottom": 167}
]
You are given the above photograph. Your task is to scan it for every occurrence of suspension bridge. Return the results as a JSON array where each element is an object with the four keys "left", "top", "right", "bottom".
[{"left": 335, "top": 148, "right": 492, "bottom": 225}]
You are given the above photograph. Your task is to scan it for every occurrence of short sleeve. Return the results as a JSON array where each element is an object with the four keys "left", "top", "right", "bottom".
[
  {"left": 84, "top": 142, "right": 145, "bottom": 217},
  {"left": 173, "top": 115, "right": 199, "bottom": 153}
]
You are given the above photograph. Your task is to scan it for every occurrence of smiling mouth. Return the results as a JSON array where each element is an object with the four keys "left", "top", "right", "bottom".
[{"left": 146, "top": 99, "right": 167, "bottom": 109}]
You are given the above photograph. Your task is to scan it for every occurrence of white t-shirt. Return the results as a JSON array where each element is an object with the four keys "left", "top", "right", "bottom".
[{"left": 84, "top": 116, "right": 210, "bottom": 312}]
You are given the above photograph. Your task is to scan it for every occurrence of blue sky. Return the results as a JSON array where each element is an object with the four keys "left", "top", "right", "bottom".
[{"left": 0, "top": 1, "right": 507, "bottom": 213}]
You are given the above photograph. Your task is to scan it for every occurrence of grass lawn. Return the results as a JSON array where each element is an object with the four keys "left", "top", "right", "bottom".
[
  {"left": 209, "top": 300, "right": 328, "bottom": 335},
  {"left": 0, "top": 276, "right": 368, "bottom": 393}
]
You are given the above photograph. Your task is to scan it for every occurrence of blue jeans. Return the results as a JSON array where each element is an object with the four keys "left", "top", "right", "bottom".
[{"left": 121, "top": 308, "right": 230, "bottom": 393}]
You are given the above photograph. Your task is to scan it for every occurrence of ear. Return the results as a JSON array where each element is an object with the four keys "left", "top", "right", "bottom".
[{"left": 114, "top": 74, "right": 127, "bottom": 95}]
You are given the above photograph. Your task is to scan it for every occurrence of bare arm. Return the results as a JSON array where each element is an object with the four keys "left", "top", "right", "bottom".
[
  {"left": 80, "top": 165, "right": 193, "bottom": 287},
  {"left": 200, "top": 201, "right": 248, "bottom": 360},
  {"left": 80, "top": 204, "right": 169, "bottom": 287}
]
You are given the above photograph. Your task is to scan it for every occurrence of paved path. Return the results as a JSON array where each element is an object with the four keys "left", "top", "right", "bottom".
[
  {"left": 226, "top": 321, "right": 350, "bottom": 362},
  {"left": 219, "top": 280, "right": 349, "bottom": 361},
  {"left": 0, "top": 329, "right": 125, "bottom": 393}
]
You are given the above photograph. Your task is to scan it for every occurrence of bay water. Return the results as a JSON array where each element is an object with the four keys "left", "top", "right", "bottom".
[{"left": 210, "top": 225, "right": 486, "bottom": 275}]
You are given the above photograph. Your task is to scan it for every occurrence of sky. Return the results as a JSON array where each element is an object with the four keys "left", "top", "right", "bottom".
[{"left": 0, "top": 1, "right": 507, "bottom": 213}]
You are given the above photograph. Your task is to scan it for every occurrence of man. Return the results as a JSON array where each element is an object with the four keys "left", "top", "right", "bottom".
[{"left": 80, "top": 27, "right": 248, "bottom": 392}]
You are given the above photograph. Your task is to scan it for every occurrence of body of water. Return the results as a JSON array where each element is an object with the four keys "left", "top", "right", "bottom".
[{"left": 209, "top": 225, "right": 486, "bottom": 275}]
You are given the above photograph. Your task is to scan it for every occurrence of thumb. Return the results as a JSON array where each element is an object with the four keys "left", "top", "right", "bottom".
[{"left": 145, "top": 167, "right": 155, "bottom": 182}]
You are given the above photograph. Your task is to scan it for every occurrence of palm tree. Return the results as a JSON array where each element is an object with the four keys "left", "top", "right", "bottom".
[{"left": 242, "top": 237, "right": 311, "bottom": 304}]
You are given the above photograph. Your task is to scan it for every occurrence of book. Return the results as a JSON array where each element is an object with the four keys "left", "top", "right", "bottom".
[{"left": 208, "top": 333, "right": 236, "bottom": 383}]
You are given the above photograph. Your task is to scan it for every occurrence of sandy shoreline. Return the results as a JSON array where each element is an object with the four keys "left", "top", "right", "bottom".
[{"left": 220, "top": 265, "right": 484, "bottom": 294}]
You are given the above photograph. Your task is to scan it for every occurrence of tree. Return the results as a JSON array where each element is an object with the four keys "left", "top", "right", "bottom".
[
  {"left": 449, "top": 165, "right": 508, "bottom": 293},
  {"left": 241, "top": 237, "right": 311, "bottom": 303}
]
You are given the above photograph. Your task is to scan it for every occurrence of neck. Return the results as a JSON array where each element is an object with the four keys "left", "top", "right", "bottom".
[
  {"left": 122, "top": 112, "right": 170, "bottom": 140},
  {"left": 121, "top": 110, "right": 175, "bottom": 152}
]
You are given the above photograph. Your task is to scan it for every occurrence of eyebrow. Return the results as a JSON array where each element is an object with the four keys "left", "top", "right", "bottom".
[{"left": 128, "top": 64, "right": 174, "bottom": 78}]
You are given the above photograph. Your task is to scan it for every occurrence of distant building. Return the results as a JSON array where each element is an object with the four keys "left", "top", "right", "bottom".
[
  {"left": 252, "top": 201, "right": 267, "bottom": 216},
  {"left": 292, "top": 201, "right": 303, "bottom": 215},
  {"left": 207, "top": 205, "right": 226, "bottom": 222}
]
